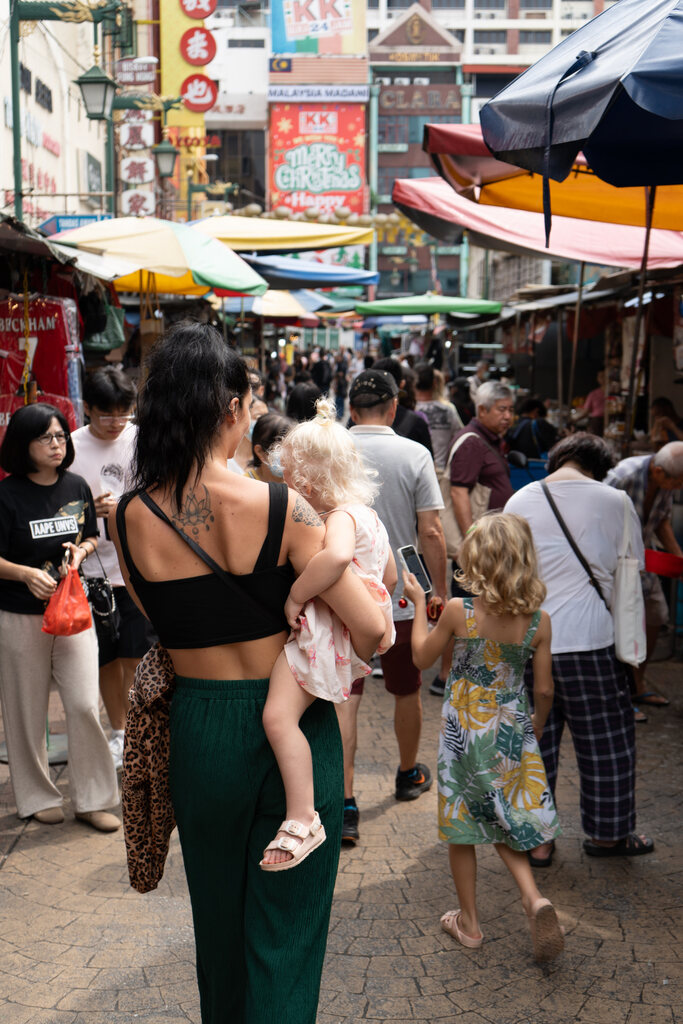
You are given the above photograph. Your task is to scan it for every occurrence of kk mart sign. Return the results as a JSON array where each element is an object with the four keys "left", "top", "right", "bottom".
[{"left": 269, "top": 103, "right": 366, "bottom": 216}]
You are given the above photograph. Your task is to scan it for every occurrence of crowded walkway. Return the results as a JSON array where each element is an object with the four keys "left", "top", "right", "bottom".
[{"left": 0, "top": 654, "right": 679, "bottom": 1023}]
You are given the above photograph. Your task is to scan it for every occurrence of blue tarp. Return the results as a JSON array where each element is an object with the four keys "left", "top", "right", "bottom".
[{"left": 242, "top": 253, "right": 379, "bottom": 289}]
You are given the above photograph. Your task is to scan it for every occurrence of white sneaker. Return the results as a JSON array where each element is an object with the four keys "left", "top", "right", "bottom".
[{"left": 108, "top": 730, "right": 124, "bottom": 770}]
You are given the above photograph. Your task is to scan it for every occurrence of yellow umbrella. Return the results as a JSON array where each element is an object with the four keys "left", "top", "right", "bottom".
[
  {"left": 193, "top": 215, "right": 374, "bottom": 253},
  {"left": 52, "top": 216, "right": 267, "bottom": 296}
]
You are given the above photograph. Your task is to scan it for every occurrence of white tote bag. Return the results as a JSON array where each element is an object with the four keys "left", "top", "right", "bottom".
[{"left": 611, "top": 492, "right": 646, "bottom": 667}]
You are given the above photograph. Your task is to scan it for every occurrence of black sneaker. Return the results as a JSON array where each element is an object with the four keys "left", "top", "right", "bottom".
[
  {"left": 429, "top": 676, "right": 446, "bottom": 697},
  {"left": 342, "top": 804, "right": 359, "bottom": 844},
  {"left": 395, "top": 763, "right": 433, "bottom": 801}
]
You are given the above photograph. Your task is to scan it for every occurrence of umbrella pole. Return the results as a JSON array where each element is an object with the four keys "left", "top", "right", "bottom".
[
  {"left": 622, "top": 185, "right": 656, "bottom": 458},
  {"left": 556, "top": 307, "right": 564, "bottom": 417},
  {"left": 567, "top": 261, "right": 585, "bottom": 413}
]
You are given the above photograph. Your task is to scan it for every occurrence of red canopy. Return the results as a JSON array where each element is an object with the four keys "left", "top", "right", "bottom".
[{"left": 392, "top": 176, "right": 683, "bottom": 270}]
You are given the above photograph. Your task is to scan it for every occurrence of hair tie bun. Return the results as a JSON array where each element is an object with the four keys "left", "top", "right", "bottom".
[{"left": 314, "top": 396, "right": 336, "bottom": 424}]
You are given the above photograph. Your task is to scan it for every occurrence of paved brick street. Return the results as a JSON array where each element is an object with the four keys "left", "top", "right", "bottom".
[{"left": 0, "top": 658, "right": 680, "bottom": 1024}]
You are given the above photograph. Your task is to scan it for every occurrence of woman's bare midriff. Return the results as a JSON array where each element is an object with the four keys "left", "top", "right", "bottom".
[{"left": 167, "top": 630, "right": 288, "bottom": 682}]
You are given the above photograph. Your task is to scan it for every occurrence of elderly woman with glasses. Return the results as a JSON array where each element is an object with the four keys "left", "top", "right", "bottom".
[{"left": 0, "top": 404, "right": 119, "bottom": 831}]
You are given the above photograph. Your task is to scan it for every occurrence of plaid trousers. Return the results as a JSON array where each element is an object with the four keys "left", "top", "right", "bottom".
[{"left": 525, "top": 646, "right": 636, "bottom": 841}]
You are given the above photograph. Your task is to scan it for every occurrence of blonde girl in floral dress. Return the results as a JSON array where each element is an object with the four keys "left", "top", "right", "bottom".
[
  {"left": 404, "top": 512, "right": 564, "bottom": 962},
  {"left": 260, "top": 399, "right": 396, "bottom": 871}
]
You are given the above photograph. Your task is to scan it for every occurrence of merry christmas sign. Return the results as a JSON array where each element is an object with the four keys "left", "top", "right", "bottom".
[{"left": 269, "top": 104, "right": 366, "bottom": 216}]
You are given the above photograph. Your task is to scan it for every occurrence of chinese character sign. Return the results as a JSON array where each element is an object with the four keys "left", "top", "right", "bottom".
[
  {"left": 181, "top": 74, "right": 218, "bottom": 113},
  {"left": 120, "top": 156, "right": 156, "bottom": 185},
  {"left": 269, "top": 104, "right": 366, "bottom": 216},
  {"left": 271, "top": 0, "right": 365, "bottom": 54},
  {"left": 180, "top": 26, "right": 216, "bottom": 65},
  {"left": 179, "top": 0, "right": 217, "bottom": 19}
]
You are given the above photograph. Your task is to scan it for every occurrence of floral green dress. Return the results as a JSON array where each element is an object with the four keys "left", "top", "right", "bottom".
[{"left": 438, "top": 598, "right": 561, "bottom": 850}]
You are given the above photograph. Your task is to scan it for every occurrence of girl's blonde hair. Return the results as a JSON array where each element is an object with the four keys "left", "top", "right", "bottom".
[
  {"left": 455, "top": 512, "right": 546, "bottom": 616},
  {"left": 274, "top": 397, "right": 378, "bottom": 509}
]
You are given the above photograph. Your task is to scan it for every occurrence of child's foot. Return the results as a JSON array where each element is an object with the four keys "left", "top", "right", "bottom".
[
  {"left": 260, "top": 813, "right": 326, "bottom": 872},
  {"left": 524, "top": 897, "right": 564, "bottom": 962},
  {"left": 440, "top": 909, "right": 484, "bottom": 948}
]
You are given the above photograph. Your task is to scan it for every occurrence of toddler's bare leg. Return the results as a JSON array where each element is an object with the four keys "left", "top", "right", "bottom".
[{"left": 262, "top": 650, "right": 316, "bottom": 865}]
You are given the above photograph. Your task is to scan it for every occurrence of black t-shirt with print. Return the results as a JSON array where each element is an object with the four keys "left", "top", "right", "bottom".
[{"left": 0, "top": 471, "right": 98, "bottom": 615}]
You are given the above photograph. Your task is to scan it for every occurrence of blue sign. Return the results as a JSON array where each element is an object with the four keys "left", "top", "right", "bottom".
[
  {"left": 269, "top": 57, "right": 292, "bottom": 72},
  {"left": 39, "top": 214, "right": 112, "bottom": 237}
]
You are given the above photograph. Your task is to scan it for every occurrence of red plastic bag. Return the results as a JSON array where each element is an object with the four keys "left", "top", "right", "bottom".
[{"left": 42, "top": 566, "right": 92, "bottom": 636}]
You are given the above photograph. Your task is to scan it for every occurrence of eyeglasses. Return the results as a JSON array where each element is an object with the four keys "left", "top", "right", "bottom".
[
  {"left": 36, "top": 431, "right": 69, "bottom": 446},
  {"left": 96, "top": 415, "right": 134, "bottom": 425}
]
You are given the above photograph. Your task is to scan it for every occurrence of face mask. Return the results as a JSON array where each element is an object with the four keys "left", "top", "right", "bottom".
[
  {"left": 268, "top": 453, "right": 284, "bottom": 478},
  {"left": 247, "top": 420, "right": 255, "bottom": 441}
]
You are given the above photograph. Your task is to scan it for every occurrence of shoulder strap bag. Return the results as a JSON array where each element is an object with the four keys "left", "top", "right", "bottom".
[
  {"left": 438, "top": 433, "right": 491, "bottom": 560},
  {"left": 541, "top": 483, "right": 645, "bottom": 666}
]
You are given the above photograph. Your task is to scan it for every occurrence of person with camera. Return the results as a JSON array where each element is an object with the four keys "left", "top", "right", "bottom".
[
  {"left": 0, "top": 404, "right": 119, "bottom": 830},
  {"left": 71, "top": 367, "right": 156, "bottom": 770}
]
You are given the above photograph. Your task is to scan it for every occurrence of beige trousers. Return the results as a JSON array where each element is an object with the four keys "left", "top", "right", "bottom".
[{"left": 0, "top": 610, "right": 119, "bottom": 819}]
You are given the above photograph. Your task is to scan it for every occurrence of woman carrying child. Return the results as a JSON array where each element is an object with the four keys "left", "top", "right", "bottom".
[
  {"left": 260, "top": 398, "right": 397, "bottom": 869},
  {"left": 403, "top": 512, "right": 564, "bottom": 962}
]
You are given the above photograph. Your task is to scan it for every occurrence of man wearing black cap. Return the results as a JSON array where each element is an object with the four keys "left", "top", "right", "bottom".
[{"left": 337, "top": 369, "right": 447, "bottom": 843}]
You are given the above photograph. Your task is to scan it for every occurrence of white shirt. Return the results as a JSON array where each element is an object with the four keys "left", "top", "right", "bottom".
[
  {"left": 71, "top": 422, "right": 136, "bottom": 585},
  {"left": 505, "top": 478, "right": 644, "bottom": 654}
]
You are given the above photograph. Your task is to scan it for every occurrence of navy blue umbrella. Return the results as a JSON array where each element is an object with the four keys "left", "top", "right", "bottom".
[{"left": 480, "top": 0, "right": 683, "bottom": 189}]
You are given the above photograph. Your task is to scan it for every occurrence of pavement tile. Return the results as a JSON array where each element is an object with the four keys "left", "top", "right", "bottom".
[
  {"left": 577, "top": 996, "right": 630, "bottom": 1023},
  {"left": 626, "top": 1007, "right": 674, "bottom": 1023}
]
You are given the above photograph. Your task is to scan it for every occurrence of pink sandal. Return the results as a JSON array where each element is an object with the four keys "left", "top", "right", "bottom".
[
  {"left": 440, "top": 909, "right": 484, "bottom": 949},
  {"left": 260, "top": 812, "right": 326, "bottom": 872}
]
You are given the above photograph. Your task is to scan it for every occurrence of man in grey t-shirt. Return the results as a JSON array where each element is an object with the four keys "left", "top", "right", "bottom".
[{"left": 338, "top": 369, "right": 447, "bottom": 843}]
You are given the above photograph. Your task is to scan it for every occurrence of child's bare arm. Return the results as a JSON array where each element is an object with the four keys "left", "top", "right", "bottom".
[
  {"left": 402, "top": 571, "right": 460, "bottom": 669},
  {"left": 285, "top": 510, "right": 356, "bottom": 627},
  {"left": 383, "top": 549, "right": 398, "bottom": 596},
  {"left": 531, "top": 611, "right": 554, "bottom": 741}
]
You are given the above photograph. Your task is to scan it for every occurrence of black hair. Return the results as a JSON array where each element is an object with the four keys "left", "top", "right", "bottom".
[
  {"left": 399, "top": 365, "right": 418, "bottom": 410},
  {"left": 134, "top": 320, "right": 249, "bottom": 511},
  {"left": 546, "top": 432, "right": 614, "bottom": 481},
  {"left": 248, "top": 368, "right": 265, "bottom": 392},
  {"left": 0, "top": 403, "right": 74, "bottom": 476},
  {"left": 651, "top": 396, "right": 678, "bottom": 418},
  {"left": 250, "top": 412, "right": 293, "bottom": 468},
  {"left": 414, "top": 361, "right": 435, "bottom": 392},
  {"left": 372, "top": 356, "right": 403, "bottom": 387},
  {"left": 83, "top": 366, "right": 136, "bottom": 413},
  {"left": 518, "top": 398, "right": 547, "bottom": 418},
  {"left": 286, "top": 381, "right": 322, "bottom": 422}
]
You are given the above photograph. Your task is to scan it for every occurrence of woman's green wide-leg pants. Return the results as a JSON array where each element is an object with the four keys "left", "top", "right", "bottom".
[{"left": 169, "top": 676, "right": 343, "bottom": 1024}]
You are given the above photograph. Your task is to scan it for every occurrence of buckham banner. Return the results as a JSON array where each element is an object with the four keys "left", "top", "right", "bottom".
[{"left": 269, "top": 103, "right": 367, "bottom": 216}]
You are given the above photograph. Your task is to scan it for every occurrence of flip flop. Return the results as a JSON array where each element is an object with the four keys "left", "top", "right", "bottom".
[
  {"left": 633, "top": 707, "right": 648, "bottom": 724},
  {"left": 528, "top": 840, "right": 555, "bottom": 868},
  {"left": 583, "top": 833, "right": 654, "bottom": 858},
  {"left": 527, "top": 899, "right": 564, "bottom": 963},
  {"left": 440, "top": 909, "right": 484, "bottom": 949},
  {"left": 633, "top": 691, "right": 670, "bottom": 707}
]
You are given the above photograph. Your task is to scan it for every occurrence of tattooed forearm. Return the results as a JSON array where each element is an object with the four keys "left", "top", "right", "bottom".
[
  {"left": 292, "top": 495, "right": 323, "bottom": 528},
  {"left": 172, "top": 485, "right": 215, "bottom": 536}
]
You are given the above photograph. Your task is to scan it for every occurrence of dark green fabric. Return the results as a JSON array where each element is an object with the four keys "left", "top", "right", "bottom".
[{"left": 169, "top": 676, "right": 343, "bottom": 1024}]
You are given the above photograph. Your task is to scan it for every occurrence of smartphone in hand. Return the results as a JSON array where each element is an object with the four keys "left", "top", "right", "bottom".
[{"left": 398, "top": 545, "right": 432, "bottom": 597}]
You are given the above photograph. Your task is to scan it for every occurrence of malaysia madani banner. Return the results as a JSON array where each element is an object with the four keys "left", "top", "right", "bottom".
[
  {"left": 270, "top": 0, "right": 365, "bottom": 55},
  {"left": 269, "top": 104, "right": 367, "bottom": 216}
]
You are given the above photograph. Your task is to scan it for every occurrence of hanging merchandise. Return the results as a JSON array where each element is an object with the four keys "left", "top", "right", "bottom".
[{"left": 83, "top": 302, "right": 126, "bottom": 352}]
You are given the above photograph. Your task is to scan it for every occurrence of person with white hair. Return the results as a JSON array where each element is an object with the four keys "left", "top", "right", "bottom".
[
  {"left": 606, "top": 441, "right": 683, "bottom": 716},
  {"left": 429, "top": 381, "right": 514, "bottom": 697}
]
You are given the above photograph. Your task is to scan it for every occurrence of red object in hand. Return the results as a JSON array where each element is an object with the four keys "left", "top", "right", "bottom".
[
  {"left": 398, "top": 597, "right": 408, "bottom": 608},
  {"left": 644, "top": 548, "right": 683, "bottom": 578},
  {"left": 428, "top": 597, "right": 444, "bottom": 621}
]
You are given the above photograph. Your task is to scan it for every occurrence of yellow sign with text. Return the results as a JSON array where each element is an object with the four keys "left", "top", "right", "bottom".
[{"left": 159, "top": 0, "right": 206, "bottom": 132}]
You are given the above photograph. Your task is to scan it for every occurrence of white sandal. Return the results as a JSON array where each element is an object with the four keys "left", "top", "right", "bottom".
[{"left": 260, "top": 812, "right": 326, "bottom": 872}]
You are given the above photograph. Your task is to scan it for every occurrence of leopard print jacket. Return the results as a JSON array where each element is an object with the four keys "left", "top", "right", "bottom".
[{"left": 122, "top": 643, "right": 176, "bottom": 893}]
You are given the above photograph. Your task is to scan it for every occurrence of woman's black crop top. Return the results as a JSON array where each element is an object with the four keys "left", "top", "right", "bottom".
[{"left": 116, "top": 482, "right": 295, "bottom": 650}]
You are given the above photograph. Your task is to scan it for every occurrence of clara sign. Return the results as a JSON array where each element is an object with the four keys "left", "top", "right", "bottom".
[{"left": 269, "top": 103, "right": 366, "bottom": 216}]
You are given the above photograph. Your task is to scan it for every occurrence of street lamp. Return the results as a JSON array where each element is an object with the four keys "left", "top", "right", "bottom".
[
  {"left": 74, "top": 63, "right": 117, "bottom": 121},
  {"left": 152, "top": 136, "right": 179, "bottom": 179}
]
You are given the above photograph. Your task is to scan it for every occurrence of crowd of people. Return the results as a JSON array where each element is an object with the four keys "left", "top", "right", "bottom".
[{"left": 0, "top": 323, "right": 681, "bottom": 1024}]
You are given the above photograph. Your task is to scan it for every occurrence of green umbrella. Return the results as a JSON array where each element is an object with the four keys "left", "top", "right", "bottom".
[{"left": 354, "top": 293, "right": 501, "bottom": 316}]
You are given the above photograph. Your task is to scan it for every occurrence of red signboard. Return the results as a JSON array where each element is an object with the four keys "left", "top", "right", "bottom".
[
  {"left": 269, "top": 103, "right": 367, "bottom": 216},
  {"left": 180, "top": 26, "right": 216, "bottom": 66},
  {"left": 179, "top": 0, "right": 217, "bottom": 18},
  {"left": 181, "top": 73, "right": 218, "bottom": 113}
]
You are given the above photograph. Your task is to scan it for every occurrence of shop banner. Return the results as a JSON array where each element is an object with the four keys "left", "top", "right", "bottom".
[
  {"left": 269, "top": 103, "right": 366, "bottom": 216},
  {"left": 270, "top": 0, "right": 365, "bottom": 55}
]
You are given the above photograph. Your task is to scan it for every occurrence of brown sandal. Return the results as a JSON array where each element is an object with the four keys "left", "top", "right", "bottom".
[{"left": 527, "top": 898, "right": 564, "bottom": 962}]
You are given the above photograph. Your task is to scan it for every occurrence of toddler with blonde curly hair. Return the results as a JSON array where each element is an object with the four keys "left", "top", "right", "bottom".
[
  {"left": 404, "top": 512, "right": 564, "bottom": 962},
  {"left": 260, "top": 399, "right": 397, "bottom": 871}
]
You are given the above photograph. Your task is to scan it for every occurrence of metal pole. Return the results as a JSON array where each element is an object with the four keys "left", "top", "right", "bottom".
[
  {"left": 368, "top": 78, "right": 379, "bottom": 278},
  {"left": 457, "top": 67, "right": 473, "bottom": 298},
  {"left": 106, "top": 118, "right": 116, "bottom": 216},
  {"left": 567, "top": 260, "right": 585, "bottom": 412},
  {"left": 622, "top": 185, "right": 656, "bottom": 457},
  {"left": 10, "top": 6, "right": 23, "bottom": 220},
  {"left": 556, "top": 307, "right": 564, "bottom": 416}
]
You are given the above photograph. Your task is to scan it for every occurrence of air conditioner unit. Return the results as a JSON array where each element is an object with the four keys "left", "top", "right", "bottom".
[
  {"left": 475, "top": 11, "right": 482, "bottom": 17},
  {"left": 489, "top": 48, "right": 496, "bottom": 53},
  {"left": 474, "top": 47, "right": 481, "bottom": 53},
  {"left": 413, "top": 77, "right": 429, "bottom": 85},
  {"left": 376, "top": 77, "right": 391, "bottom": 85},
  {"left": 394, "top": 77, "right": 410, "bottom": 85}
]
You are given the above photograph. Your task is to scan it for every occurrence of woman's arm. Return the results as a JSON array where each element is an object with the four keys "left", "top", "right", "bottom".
[
  {"left": 402, "top": 571, "right": 458, "bottom": 670},
  {"left": 0, "top": 556, "right": 57, "bottom": 601},
  {"left": 530, "top": 611, "right": 554, "bottom": 741},
  {"left": 383, "top": 549, "right": 398, "bottom": 596},
  {"left": 285, "top": 510, "right": 356, "bottom": 627}
]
